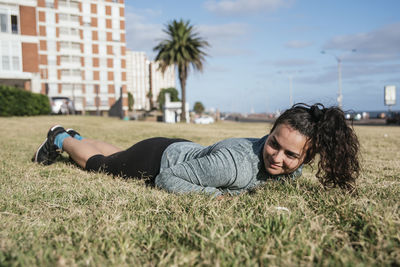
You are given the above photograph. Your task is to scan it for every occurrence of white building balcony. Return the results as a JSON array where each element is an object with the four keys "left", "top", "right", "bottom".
[
  {"left": 59, "top": 48, "right": 81, "bottom": 56},
  {"left": 57, "top": 20, "right": 80, "bottom": 28},
  {"left": 60, "top": 75, "right": 83, "bottom": 83},
  {"left": 58, "top": 34, "right": 81, "bottom": 42},
  {"left": 59, "top": 62, "right": 81, "bottom": 69},
  {"left": 58, "top": 6, "right": 80, "bottom": 14}
]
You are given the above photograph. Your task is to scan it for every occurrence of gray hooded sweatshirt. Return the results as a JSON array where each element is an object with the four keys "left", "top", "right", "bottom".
[{"left": 155, "top": 135, "right": 302, "bottom": 196}]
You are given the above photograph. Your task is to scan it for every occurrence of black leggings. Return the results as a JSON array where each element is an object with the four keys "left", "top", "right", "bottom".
[{"left": 85, "top": 137, "right": 189, "bottom": 184}]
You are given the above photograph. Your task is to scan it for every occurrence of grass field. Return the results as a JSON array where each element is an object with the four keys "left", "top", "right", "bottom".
[{"left": 0, "top": 116, "right": 399, "bottom": 266}]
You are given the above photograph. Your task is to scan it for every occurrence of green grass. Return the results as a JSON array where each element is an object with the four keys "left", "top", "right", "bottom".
[{"left": 0, "top": 116, "right": 399, "bottom": 266}]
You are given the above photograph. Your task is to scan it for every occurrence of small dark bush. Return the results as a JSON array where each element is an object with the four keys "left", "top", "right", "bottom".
[{"left": 0, "top": 85, "right": 51, "bottom": 116}]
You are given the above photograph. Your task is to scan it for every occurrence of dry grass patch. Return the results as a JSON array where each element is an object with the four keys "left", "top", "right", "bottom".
[{"left": 0, "top": 116, "right": 399, "bottom": 266}]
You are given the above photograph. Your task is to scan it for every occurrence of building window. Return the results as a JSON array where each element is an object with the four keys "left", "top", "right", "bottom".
[
  {"left": 11, "top": 15, "right": 17, "bottom": 34},
  {"left": 0, "top": 14, "right": 7, "bottom": 33},
  {"left": 72, "top": 69, "right": 81, "bottom": 76},
  {"left": 2, "top": 55, "right": 10, "bottom": 70},
  {"left": 70, "top": 1, "right": 79, "bottom": 9},
  {"left": 62, "top": 83, "right": 72, "bottom": 90},
  {"left": 45, "top": 0, "right": 55, "bottom": 8},
  {"left": 12, "top": 56, "right": 19, "bottom": 71},
  {"left": 59, "top": 27, "right": 68, "bottom": 35},
  {"left": 61, "top": 69, "right": 70, "bottom": 76},
  {"left": 71, "top": 42, "right": 80, "bottom": 51},
  {"left": 60, "top": 41, "right": 69, "bottom": 49},
  {"left": 70, "top": 15, "right": 79, "bottom": 22},
  {"left": 70, "top": 28, "right": 79, "bottom": 36},
  {"left": 61, "top": 55, "right": 69, "bottom": 63},
  {"left": 58, "top": 0, "right": 67, "bottom": 7},
  {"left": 59, "top": 13, "right": 68, "bottom": 21}
]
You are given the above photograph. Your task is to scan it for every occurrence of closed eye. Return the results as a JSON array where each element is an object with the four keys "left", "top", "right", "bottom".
[
  {"left": 285, "top": 151, "right": 299, "bottom": 159},
  {"left": 269, "top": 139, "right": 279, "bottom": 149}
]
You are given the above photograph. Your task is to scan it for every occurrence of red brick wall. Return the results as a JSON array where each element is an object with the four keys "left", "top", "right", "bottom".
[
  {"left": 38, "top": 11, "right": 45, "bottom": 22},
  {"left": 106, "top": 6, "right": 111, "bottom": 15},
  {"left": 93, "top": 57, "right": 99, "bottom": 67},
  {"left": 108, "top": 71, "right": 114, "bottom": 81},
  {"left": 22, "top": 43, "right": 39, "bottom": 72},
  {"left": 39, "top": 40, "right": 47, "bottom": 51},
  {"left": 20, "top": 6, "right": 37, "bottom": 36},
  {"left": 91, "top": 3, "right": 97, "bottom": 14},
  {"left": 107, "top": 58, "right": 113, "bottom": 68}
]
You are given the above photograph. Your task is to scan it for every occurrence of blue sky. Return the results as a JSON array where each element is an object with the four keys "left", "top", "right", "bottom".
[{"left": 124, "top": 0, "right": 400, "bottom": 113}]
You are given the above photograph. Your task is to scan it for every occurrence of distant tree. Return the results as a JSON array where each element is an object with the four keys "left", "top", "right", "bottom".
[
  {"left": 153, "top": 19, "right": 209, "bottom": 122},
  {"left": 157, "top": 87, "right": 180, "bottom": 110},
  {"left": 193, "top": 101, "right": 205, "bottom": 115},
  {"left": 147, "top": 91, "right": 154, "bottom": 110},
  {"left": 128, "top": 92, "right": 134, "bottom": 111}
]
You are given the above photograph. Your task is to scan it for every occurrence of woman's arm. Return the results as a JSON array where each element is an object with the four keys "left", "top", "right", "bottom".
[{"left": 155, "top": 148, "right": 247, "bottom": 196}]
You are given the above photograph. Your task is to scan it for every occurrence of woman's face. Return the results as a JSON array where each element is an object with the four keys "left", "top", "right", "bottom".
[{"left": 263, "top": 123, "right": 308, "bottom": 175}]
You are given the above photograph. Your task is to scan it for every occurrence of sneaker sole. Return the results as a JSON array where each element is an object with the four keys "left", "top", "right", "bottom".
[
  {"left": 32, "top": 137, "right": 49, "bottom": 163},
  {"left": 32, "top": 124, "right": 63, "bottom": 163}
]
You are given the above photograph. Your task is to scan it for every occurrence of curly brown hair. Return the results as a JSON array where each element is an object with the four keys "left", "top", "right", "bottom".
[{"left": 271, "top": 103, "right": 360, "bottom": 190}]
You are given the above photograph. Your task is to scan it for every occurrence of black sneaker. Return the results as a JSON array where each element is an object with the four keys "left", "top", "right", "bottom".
[
  {"left": 66, "top": 128, "right": 81, "bottom": 138},
  {"left": 32, "top": 125, "right": 66, "bottom": 165}
]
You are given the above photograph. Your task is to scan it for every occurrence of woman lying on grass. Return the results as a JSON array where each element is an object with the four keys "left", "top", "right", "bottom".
[{"left": 32, "top": 103, "right": 360, "bottom": 196}]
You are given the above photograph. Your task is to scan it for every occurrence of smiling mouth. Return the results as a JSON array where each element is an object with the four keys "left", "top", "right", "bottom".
[
  {"left": 269, "top": 163, "right": 282, "bottom": 169},
  {"left": 266, "top": 159, "right": 282, "bottom": 169}
]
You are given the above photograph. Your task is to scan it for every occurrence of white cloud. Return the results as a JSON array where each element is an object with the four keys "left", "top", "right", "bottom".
[
  {"left": 204, "top": 0, "right": 293, "bottom": 16},
  {"left": 197, "top": 23, "right": 252, "bottom": 56},
  {"left": 284, "top": 40, "right": 313, "bottom": 49},
  {"left": 323, "top": 22, "right": 400, "bottom": 63},
  {"left": 124, "top": 7, "right": 164, "bottom": 58},
  {"left": 198, "top": 23, "right": 249, "bottom": 40},
  {"left": 125, "top": 7, "right": 251, "bottom": 58},
  {"left": 273, "top": 58, "right": 315, "bottom": 67}
]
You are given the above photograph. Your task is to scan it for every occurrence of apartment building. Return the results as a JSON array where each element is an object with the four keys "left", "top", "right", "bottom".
[
  {"left": 126, "top": 50, "right": 176, "bottom": 111},
  {"left": 0, "top": 0, "right": 41, "bottom": 90},
  {"left": 126, "top": 51, "right": 149, "bottom": 110},
  {"left": 149, "top": 60, "right": 175, "bottom": 109},
  {"left": 0, "top": 0, "right": 127, "bottom": 114}
]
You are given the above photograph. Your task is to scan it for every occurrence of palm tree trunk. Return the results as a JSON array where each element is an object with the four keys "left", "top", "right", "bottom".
[{"left": 179, "top": 66, "right": 188, "bottom": 122}]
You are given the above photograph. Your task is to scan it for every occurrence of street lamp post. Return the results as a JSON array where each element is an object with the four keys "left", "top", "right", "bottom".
[
  {"left": 321, "top": 49, "right": 356, "bottom": 109},
  {"left": 278, "top": 71, "right": 297, "bottom": 107},
  {"left": 288, "top": 75, "right": 293, "bottom": 107}
]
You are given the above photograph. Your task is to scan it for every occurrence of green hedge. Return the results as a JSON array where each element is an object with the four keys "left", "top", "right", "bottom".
[{"left": 0, "top": 85, "right": 51, "bottom": 116}]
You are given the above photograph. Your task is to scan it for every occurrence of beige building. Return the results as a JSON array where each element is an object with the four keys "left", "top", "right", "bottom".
[
  {"left": 0, "top": 0, "right": 128, "bottom": 114},
  {"left": 126, "top": 50, "right": 176, "bottom": 111},
  {"left": 149, "top": 60, "right": 175, "bottom": 109},
  {"left": 126, "top": 51, "right": 149, "bottom": 110}
]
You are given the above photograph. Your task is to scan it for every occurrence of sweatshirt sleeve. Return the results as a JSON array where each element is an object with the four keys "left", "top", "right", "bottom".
[{"left": 155, "top": 148, "right": 243, "bottom": 196}]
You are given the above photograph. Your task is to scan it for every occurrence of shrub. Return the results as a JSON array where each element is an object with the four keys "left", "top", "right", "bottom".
[
  {"left": 157, "top": 87, "right": 180, "bottom": 110},
  {"left": 0, "top": 85, "right": 51, "bottom": 116},
  {"left": 193, "top": 101, "right": 205, "bottom": 115},
  {"left": 128, "top": 92, "right": 134, "bottom": 111}
]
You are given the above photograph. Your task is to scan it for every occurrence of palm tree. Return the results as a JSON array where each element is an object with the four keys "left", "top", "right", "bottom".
[{"left": 153, "top": 19, "right": 209, "bottom": 122}]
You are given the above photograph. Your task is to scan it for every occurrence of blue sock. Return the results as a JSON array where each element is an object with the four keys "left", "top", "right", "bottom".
[
  {"left": 74, "top": 134, "right": 84, "bottom": 141},
  {"left": 54, "top": 132, "right": 71, "bottom": 150}
]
